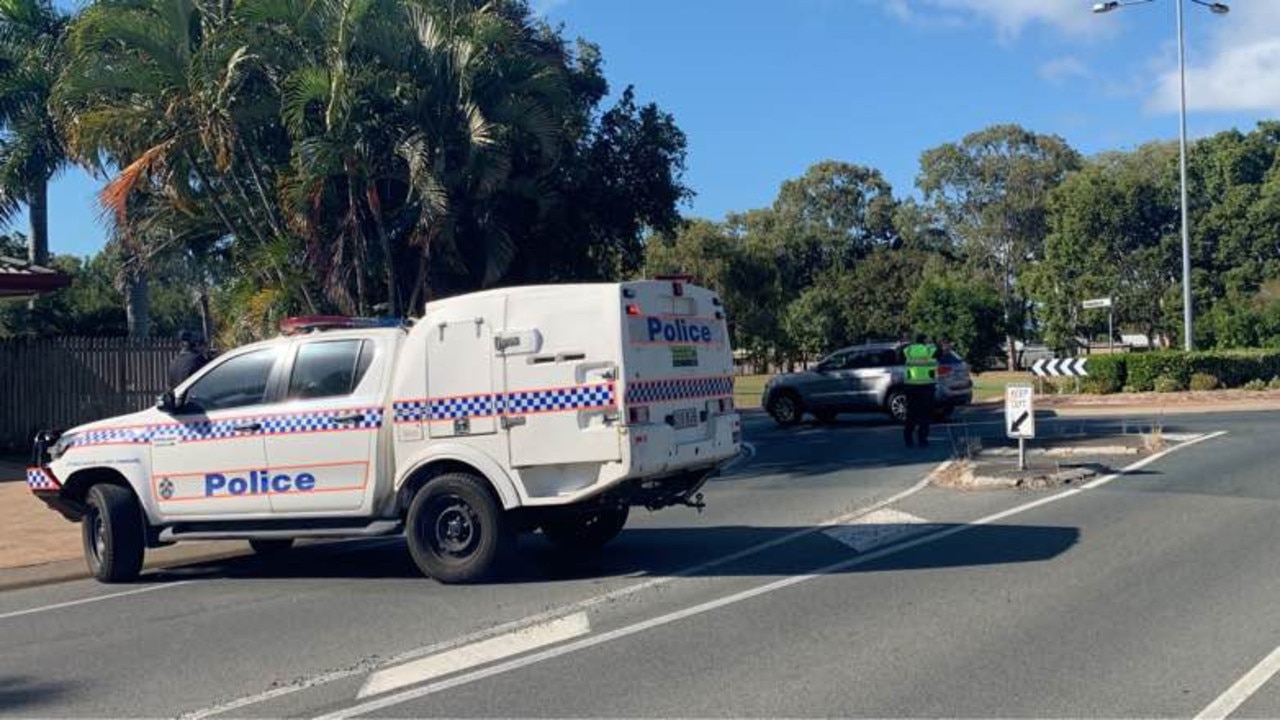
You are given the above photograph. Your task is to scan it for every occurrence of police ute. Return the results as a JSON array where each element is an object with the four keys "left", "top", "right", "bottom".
[{"left": 27, "top": 280, "right": 741, "bottom": 583}]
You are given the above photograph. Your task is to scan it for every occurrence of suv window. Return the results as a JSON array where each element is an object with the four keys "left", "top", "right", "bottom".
[
  {"left": 287, "top": 340, "right": 375, "bottom": 400},
  {"left": 183, "top": 348, "right": 279, "bottom": 412}
]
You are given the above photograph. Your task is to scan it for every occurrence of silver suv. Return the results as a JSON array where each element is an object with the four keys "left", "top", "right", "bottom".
[{"left": 761, "top": 342, "right": 973, "bottom": 426}]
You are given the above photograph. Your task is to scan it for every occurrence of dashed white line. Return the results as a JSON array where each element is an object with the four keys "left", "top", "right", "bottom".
[{"left": 358, "top": 613, "right": 590, "bottom": 699}]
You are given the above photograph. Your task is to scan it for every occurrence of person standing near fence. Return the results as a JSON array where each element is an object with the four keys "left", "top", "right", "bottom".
[{"left": 167, "top": 330, "right": 209, "bottom": 388}]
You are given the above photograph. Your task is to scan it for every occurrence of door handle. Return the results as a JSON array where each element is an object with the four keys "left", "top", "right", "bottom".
[
  {"left": 333, "top": 413, "right": 365, "bottom": 424},
  {"left": 233, "top": 422, "right": 262, "bottom": 433}
]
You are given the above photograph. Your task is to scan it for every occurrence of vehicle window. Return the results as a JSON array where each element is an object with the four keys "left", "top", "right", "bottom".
[
  {"left": 821, "top": 352, "right": 850, "bottom": 370},
  {"left": 183, "top": 349, "right": 279, "bottom": 412},
  {"left": 869, "top": 350, "right": 900, "bottom": 367},
  {"left": 844, "top": 351, "right": 874, "bottom": 370},
  {"left": 288, "top": 340, "right": 372, "bottom": 400},
  {"left": 941, "top": 350, "right": 964, "bottom": 365}
]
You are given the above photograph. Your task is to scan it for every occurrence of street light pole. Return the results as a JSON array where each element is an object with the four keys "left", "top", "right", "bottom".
[
  {"left": 1176, "top": 0, "right": 1194, "bottom": 350},
  {"left": 1092, "top": 0, "right": 1229, "bottom": 351}
]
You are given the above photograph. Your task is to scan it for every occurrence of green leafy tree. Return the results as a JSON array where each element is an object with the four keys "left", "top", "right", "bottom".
[
  {"left": 0, "top": 0, "right": 72, "bottom": 265},
  {"left": 918, "top": 124, "right": 1080, "bottom": 367},
  {"left": 908, "top": 275, "right": 1003, "bottom": 371}
]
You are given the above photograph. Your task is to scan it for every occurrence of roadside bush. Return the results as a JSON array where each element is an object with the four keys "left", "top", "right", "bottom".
[
  {"left": 1244, "top": 378, "right": 1268, "bottom": 391},
  {"left": 1269, "top": 376, "right": 1280, "bottom": 390},
  {"left": 1153, "top": 375, "right": 1185, "bottom": 393},
  {"left": 1081, "top": 354, "right": 1126, "bottom": 394},
  {"left": 1127, "top": 353, "right": 1191, "bottom": 392},
  {"left": 1189, "top": 373, "right": 1220, "bottom": 391},
  {"left": 1187, "top": 350, "right": 1280, "bottom": 388}
]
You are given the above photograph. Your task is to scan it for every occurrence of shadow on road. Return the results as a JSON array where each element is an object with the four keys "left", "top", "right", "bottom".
[
  {"left": 146, "top": 522, "right": 1079, "bottom": 586},
  {"left": 0, "top": 676, "right": 78, "bottom": 713}
]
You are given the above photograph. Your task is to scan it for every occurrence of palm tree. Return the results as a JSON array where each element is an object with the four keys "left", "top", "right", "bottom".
[{"left": 0, "top": 0, "right": 71, "bottom": 266}]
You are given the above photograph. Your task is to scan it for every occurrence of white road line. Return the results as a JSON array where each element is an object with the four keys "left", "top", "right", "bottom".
[
  {"left": 318, "top": 433, "right": 1225, "bottom": 719},
  {"left": 0, "top": 581, "right": 193, "bottom": 621},
  {"left": 358, "top": 613, "right": 590, "bottom": 699},
  {"left": 1196, "top": 644, "right": 1280, "bottom": 719},
  {"left": 182, "top": 462, "right": 945, "bottom": 719}
]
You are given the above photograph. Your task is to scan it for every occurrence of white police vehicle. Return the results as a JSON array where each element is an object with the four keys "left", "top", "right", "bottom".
[{"left": 27, "top": 280, "right": 741, "bottom": 583}]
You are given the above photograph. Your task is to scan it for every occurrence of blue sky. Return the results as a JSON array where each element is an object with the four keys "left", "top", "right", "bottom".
[{"left": 42, "top": 0, "right": 1280, "bottom": 257}]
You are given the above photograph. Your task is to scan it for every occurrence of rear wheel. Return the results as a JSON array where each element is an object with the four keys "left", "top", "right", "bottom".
[
  {"left": 768, "top": 391, "right": 803, "bottom": 427},
  {"left": 542, "top": 506, "right": 630, "bottom": 553},
  {"left": 406, "top": 473, "right": 511, "bottom": 583},
  {"left": 887, "top": 390, "right": 909, "bottom": 424},
  {"left": 249, "top": 539, "right": 294, "bottom": 556},
  {"left": 82, "top": 484, "right": 145, "bottom": 583}
]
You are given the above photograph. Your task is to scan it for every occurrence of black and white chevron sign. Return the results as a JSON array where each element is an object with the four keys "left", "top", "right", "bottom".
[{"left": 1031, "top": 357, "right": 1089, "bottom": 377}]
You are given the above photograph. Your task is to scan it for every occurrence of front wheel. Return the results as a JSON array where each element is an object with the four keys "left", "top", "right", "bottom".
[
  {"left": 406, "top": 473, "right": 511, "bottom": 583},
  {"left": 768, "top": 391, "right": 803, "bottom": 427},
  {"left": 542, "top": 506, "right": 630, "bottom": 553},
  {"left": 83, "top": 484, "right": 145, "bottom": 583}
]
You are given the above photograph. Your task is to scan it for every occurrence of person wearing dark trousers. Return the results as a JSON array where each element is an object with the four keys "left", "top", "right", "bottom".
[
  {"left": 902, "top": 333, "right": 939, "bottom": 447},
  {"left": 167, "top": 330, "right": 209, "bottom": 388}
]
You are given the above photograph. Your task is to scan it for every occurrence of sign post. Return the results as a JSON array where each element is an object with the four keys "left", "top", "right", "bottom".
[
  {"left": 1083, "top": 297, "right": 1114, "bottom": 354},
  {"left": 1005, "top": 384, "right": 1036, "bottom": 471}
]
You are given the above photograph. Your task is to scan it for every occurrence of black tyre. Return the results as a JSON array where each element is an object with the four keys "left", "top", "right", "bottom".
[
  {"left": 887, "top": 390, "right": 909, "bottom": 424},
  {"left": 812, "top": 410, "right": 838, "bottom": 424},
  {"left": 768, "top": 391, "right": 803, "bottom": 427},
  {"left": 82, "top": 484, "right": 145, "bottom": 583},
  {"left": 249, "top": 539, "right": 295, "bottom": 556},
  {"left": 542, "top": 506, "right": 630, "bottom": 553},
  {"left": 406, "top": 473, "right": 511, "bottom": 583}
]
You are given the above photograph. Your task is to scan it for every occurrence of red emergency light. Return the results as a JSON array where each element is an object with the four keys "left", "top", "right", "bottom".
[{"left": 280, "top": 316, "right": 391, "bottom": 335}]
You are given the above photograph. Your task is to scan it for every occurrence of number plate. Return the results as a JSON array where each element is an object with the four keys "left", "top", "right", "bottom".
[{"left": 670, "top": 408, "right": 699, "bottom": 429}]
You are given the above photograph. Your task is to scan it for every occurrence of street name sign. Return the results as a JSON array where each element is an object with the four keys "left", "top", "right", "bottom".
[
  {"left": 1006, "top": 384, "right": 1035, "bottom": 440},
  {"left": 1082, "top": 297, "right": 1113, "bottom": 309}
]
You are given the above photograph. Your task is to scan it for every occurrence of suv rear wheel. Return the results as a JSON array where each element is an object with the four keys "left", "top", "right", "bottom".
[
  {"left": 768, "top": 391, "right": 803, "bottom": 427},
  {"left": 887, "top": 390, "right": 909, "bottom": 424},
  {"left": 542, "top": 506, "right": 629, "bottom": 553}
]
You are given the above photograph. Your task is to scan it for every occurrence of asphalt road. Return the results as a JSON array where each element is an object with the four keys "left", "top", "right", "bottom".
[{"left": 3, "top": 409, "right": 1280, "bottom": 718}]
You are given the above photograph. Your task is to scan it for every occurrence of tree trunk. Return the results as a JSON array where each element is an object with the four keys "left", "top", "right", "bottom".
[
  {"left": 124, "top": 264, "right": 151, "bottom": 340},
  {"left": 28, "top": 181, "right": 48, "bottom": 266},
  {"left": 367, "top": 185, "right": 399, "bottom": 317},
  {"left": 1006, "top": 333, "right": 1018, "bottom": 371}
]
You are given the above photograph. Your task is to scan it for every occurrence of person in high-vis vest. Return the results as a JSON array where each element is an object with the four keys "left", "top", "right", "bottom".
[{"left": 903, "top": 333, "right": 940, "bottom": 447}]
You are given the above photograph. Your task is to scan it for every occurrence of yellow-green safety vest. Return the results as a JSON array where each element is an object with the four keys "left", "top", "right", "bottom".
[{"left": 904, "top": 343, "right": 938, "bottom": 385}]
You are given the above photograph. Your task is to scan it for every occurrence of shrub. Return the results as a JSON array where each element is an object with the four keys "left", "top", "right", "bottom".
[
  {"left": 1269, "top": 376, "right": 1280, "bottom": 391},
  {"left": 1127, "top": 352, "right": 1191, "bottom": 392},
  {"left": 1244, "top": 378, "right": 1268, "bottom": 391},
  {"left": 1153, "top": 375, "right": 1185, "bottom": 393},
  {"left": 1081, "top": 354, "right": 1126, "bottom": 394},
  {"left": 1189, "top": 373, "right": 1220, "bottom": 391}
]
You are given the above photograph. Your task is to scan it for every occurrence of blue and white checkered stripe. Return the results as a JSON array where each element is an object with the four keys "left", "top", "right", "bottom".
[
  {"left": 26, "top": 467, "right": 60, "bottom": 491},
  {"left": 625, "top": 376, "right": 734, "bottom": 405},
  {"left": 502, "top": 384, "right": 614, "bottom": 414},
  {"left": 393, "top": 384, "right": 617, "bottom": 422},
  {"left": 430, "top": 395, "right": 498, "bottom": 420},
  {"left": 67, "top": 407, "right": 384, "bottom": 448}
]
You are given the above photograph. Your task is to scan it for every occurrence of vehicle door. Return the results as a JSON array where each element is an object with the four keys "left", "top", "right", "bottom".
[
  {"left": 850, "top": 349, "right": 899, "bottom": 408},
  {"left": 808, "top": 350, "right": 864, "bottom": 409},
  {"left": 151, "top": 346, "right": 284, "bottom": 519},
  {"left": 264, "top": 337, "right": 383, "bottom": 514}
]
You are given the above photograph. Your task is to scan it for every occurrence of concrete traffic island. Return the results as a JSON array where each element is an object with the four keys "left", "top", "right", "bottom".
[{"left": 934, "top": 433, "right": 1169, "bottom": 490}]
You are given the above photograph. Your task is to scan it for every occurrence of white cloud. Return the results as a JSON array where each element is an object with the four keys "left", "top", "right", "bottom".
[
  {"left": 882, "top": 0, "right": 1102, "bottom": 41},
  {"left": 1039, "top": 56, "right": 1091, "bottom": 84},
  {"left": 1148, "top": 4, "right": 1280, "bottom": 113}
]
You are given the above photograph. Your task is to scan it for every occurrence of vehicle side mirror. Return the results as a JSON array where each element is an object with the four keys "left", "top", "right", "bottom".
[{"left": 157, "top": 391, "right": 179, "bottom": 413}]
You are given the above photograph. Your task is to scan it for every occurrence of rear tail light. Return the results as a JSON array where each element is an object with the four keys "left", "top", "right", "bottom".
[
  {"left": 626, "top": 304, "right": 642, "bottom": 316},
  {"left": 937, "top": 365, "right": 952, "bottom": 378},
  {"left": 628, "top": 406, "right": 651, "bottom": 424}
]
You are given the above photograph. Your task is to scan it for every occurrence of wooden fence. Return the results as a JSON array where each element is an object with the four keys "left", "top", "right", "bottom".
[{"left": 0, "top": 337, "right": 182, "bottom": 451}]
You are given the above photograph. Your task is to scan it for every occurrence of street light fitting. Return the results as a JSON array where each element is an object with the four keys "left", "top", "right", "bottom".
[
  {"left": 1190, "top": 0, "right": 1230, "bottom": 14},
  {"left": 1092, "top": 2, "right": 1120, "bottom": 13}
]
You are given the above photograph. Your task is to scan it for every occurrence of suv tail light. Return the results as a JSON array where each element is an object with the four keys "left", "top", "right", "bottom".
[{"left": 936, "top": 365, "right": 953, "bottom": 378}]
